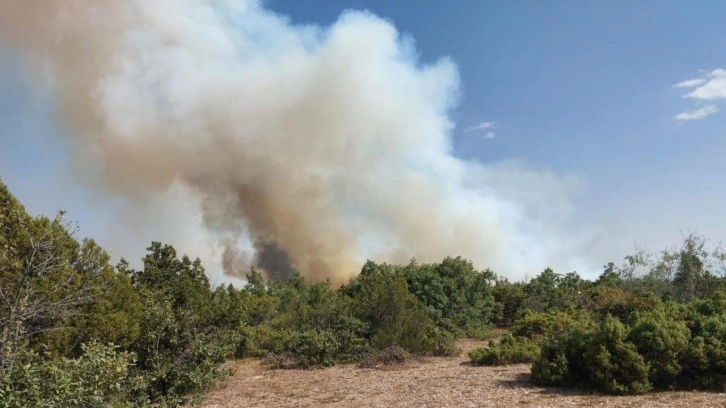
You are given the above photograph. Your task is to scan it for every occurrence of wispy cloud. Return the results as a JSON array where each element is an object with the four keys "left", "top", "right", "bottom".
[
  {"left": 673, "top": 105, "right": 718, "bottom": 121},
  {"left": 465, "top": 121, "right": 495, "bottom": 132},
  {"left": 672, "top": 78, "right": 706, "bottom": 89},
  {"left": 672, "top": 69, "right": 726, "bottom": 122},
  {"left": 683, "top": 69, "right": 726, "bottom": 100},
  {"left": 483, "top": 131, "right": 496, "bottom": 140}
]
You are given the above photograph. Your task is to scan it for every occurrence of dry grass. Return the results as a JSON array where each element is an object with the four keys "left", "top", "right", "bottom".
[{"left": 201, "top": 339, "right": 726, "bottom": 408}]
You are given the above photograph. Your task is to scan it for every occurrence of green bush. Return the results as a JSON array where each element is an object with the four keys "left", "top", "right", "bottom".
[
  {"left": 531, "top": 306, "right": 726, "bottom": 394},
  {"left": 531, "top": 340, "right": 571, "bottom": 386},
  {"left": 582, "top": 316, "right": 651, "bottom": 395},
  {"left": 627, "top": 309, "right": 690, "bottom": 388},
  {"left": 129, "top": 293, "right": 231, "bottom": 405},
  {"left": 532, "top": 316, "right": 652, "bottom": 395},
  {"left": 127, "top": 246, "right": 235, "bottom": 405},
  {"left": 492, "top": 280, "right": 527, "bottom": 325},
  {"left": 679, "top": 312, "right": 726, "bottom": 390},
  {"left": 326, "top": 315, "right": 373, "bottom": 363},
  {"left": 427, "top": 327, "right": 460, "bottom": 357},
  {"left": 346, "top": 266, "right": 456, "bottom": 356},
  {"left": 4, "top": 179, "right": 726, "bottom": 403},
  {"left": 468, "top": 333, "right": 539, "bottom": 365},
  {"left": 511, "top": 310, "right": 582, "bottom": 339},
  {"left": 236, "top": 282, "right": 373, "bottom": 367},
  {"left": 292, "top": 329, "right": 341, "bottom": 368},
  {"left": 0, "top": 342, "right": 133, "bottom": 408},
  {"left": 530, "top": 319, "right": 591, "bottom": 386},
  {"left": 587, "top": 287, "right": 661, "bottom": 321},
  {"left": 401, "top": 257, "right": 500, "bottom": 336},
  {"left": 239, "top": 324, "right": 294, "bottom": 357}
]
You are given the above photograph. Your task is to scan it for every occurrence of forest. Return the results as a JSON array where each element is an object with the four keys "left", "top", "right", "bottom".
[{"left": 1, "top": 178, "right": 725, "bottom": 407}]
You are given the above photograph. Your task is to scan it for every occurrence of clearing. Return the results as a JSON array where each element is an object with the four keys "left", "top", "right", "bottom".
[{"left": 201, "top": 339, "right": 725, "bottom": 408}]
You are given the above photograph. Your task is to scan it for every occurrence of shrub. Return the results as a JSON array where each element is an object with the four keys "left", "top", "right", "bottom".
[
  {"left": 292, "top": 329, "right": 341, "bottom": 368},
  {"left": 679, "top": 313, "right": 726, "bottom": 390},
  {"left": 240, "top": 308, "right": 371, "bottom": 367},
  {"left": 530, "top": 322, "right": 591, "bottom": 386},
  {"left": 131, "top": 297, "right": 231, "bottom": 405},
  {"left": 468, "top": 333, "right": 539, "bottom": 365},
  {"left": 347, "top": 267, "right": 455, "bottom": 356},
  {"left": 492, "top": 281, "right": 527, "bottom": 325},
  {"left": 239, "top": 324, "right": 294, "bottom": 358},
  {"left": 328, "top": 315, "right": 373, "bottom": 362},
  {"left": 402, "top": 257, "right": 500, "bottom": 336},
  {"left": 532, "top": 315, "right": 652, "bottom": 395},
  {"left": 627, "top": 309, "right": 690, "bottom": 388},
  {"left": 511, "top": 310, "right": 582, "bottom": 339},
  {"left": 531, "top": 340, "right": 571, "bottom": 386},
  {"left": 587, "top": 287, "right": 661, "bottom": 321},
  {"left": 0, "top": 342, "right": 133, "bottom": 408},
  {"left": 584, "top": 340, "right": 651, "bottom": 395}
]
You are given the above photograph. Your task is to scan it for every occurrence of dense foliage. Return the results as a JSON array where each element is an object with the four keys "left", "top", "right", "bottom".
[
  {"left": 469, "top": 238, "right": 726, "bottom": 395},
  {"left": 1, "top": 178, "right": 725, "bottom": 405},
  {"left": 0, "top": 180, "right": 495, "bottom": 406}
]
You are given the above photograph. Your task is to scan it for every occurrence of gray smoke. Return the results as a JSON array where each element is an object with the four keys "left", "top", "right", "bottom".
[{"left": 0, "top": 0, "right": 592, "bottom": 284}]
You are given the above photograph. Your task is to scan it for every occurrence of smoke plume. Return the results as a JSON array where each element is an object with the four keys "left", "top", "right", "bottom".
[{"left": 0, "top": 0, "right": 591, "bottom": 284}]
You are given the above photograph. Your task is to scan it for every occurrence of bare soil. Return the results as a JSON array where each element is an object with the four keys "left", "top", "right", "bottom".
[{"left": 201, "top": 339, "right": 725, "bottom": 408}]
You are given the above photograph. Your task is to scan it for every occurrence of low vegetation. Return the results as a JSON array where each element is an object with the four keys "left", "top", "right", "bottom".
[
  {"left": 1, "top": 178, "right": 725, "bottom": 406},
  {"left": 471, "top": 251, "right": 726, "bottom": 395}
]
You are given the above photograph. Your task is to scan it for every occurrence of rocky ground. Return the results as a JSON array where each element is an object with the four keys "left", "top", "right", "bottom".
[{"left": 201, "top": 339, "right": 725, "bottom": 408}]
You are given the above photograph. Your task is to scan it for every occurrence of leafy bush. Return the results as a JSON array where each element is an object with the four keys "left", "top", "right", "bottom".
[
  {"left": 346, "top": 265, "right": 457, "bottom": 356},
  {"left": 679, "top": 311, "right": 726, "bottom": 390},
  {"left": 531, "top": 316, "right": 654, "bottom": 395},
  {"left": 532, "top": 316, "right": 652, "bottom": 395},
  {"left": 4, "top": 178, "right": 726, "bottom": 403},
  {"left": 292, "top": 329, "right": 342, "bottom": 368},
  {"left": 531, "top": 305, "right": 726, "bottom": 394},
  {"left": 529, "top": 317, "right": 593, "bottom": 386},
  {"left": 0, "top": 342, "right": 133, "bottom": 408},
  {"left": 531, "top": 341, "right": 571, "bottom": 386},
  {"left": 328, "top": 315, "right": 373, "bottom": 362},
  {"left": 468, "top": 333, "right": 539, "bottom": 365},
  {"left": 130, "top": 295, "right": 230, "bottom": 405},
  {"left": 511, "top": 310, "right": 583, "bottom": 339},
  {"left": 587, "top": 286, "right": 661, "bottom": 321},
  {"left": 521, "top": 269, "right": 586, "bottom": 312},
  {"left": 127, "top": 245, "right": 234, "bottom": 405},
  {"left": 627, "top": 309, "right": 690, "bottom": 387},
  {"left": 583, "top": 316, "right": 652, "bottom": 395},
  {"left": 492, "top": 280, "right": 527, "bottom": 325},
  {"left": 239, "top": 324, "right": 294, "bottom": 358},
  {"left": 401, "top": 257, "right": 500, "bottom": 337}
]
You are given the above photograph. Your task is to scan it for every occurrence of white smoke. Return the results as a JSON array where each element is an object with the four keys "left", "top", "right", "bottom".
[{"left": 0, "top": 0, "right": 593, "bottom": 284}]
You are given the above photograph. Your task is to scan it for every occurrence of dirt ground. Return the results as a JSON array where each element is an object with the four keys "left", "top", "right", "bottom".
[{"left": 201, "top": 339, "right": 725, "bottom": 408}]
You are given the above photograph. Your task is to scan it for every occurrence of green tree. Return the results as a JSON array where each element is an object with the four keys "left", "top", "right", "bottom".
[
  {"left": 129, "top": 243, "right": 230, "bottom": 404},
  {"left": 0, "top": 180, "right": 135, "bottom": 371},
  {"left": 344, "top": 261, "right": 455, "bottom": 355},
  {"left": 402, "top": 257, "right": 499, "bottom": 336}
]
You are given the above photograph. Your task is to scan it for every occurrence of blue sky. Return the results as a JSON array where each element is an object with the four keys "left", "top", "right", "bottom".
[
  {"left": 268, "top": 0, "right": 726, "bottom": 248},
  {"left": 1, "top": 1, "right": 726, "bottom": 277},
  {"left": 270, "top": 0, "right": 726, "bottom": 175}
]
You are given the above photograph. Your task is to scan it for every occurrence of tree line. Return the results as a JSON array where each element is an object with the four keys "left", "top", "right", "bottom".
[{"left": 0, "top": 179, "right": 724, "bottom": 406}]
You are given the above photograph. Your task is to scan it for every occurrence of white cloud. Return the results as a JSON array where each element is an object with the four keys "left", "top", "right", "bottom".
[
  {"left": 483, "top": 131, "right": 496, "bottom": 140},
  {"left": 672, "top": 69, "right": 726, "bottom": 122},
  {"left": 465, "top": 121, "right": 495, "bottom": 132},
  {"left": 673, "top": 105, "right": 718, "bottom": 121},
  {"left": 672, "top": 78, "right": 706, "bottom": 89},
  {"left": 682, "top": 69, "right": 726, "bottom": 100}
]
